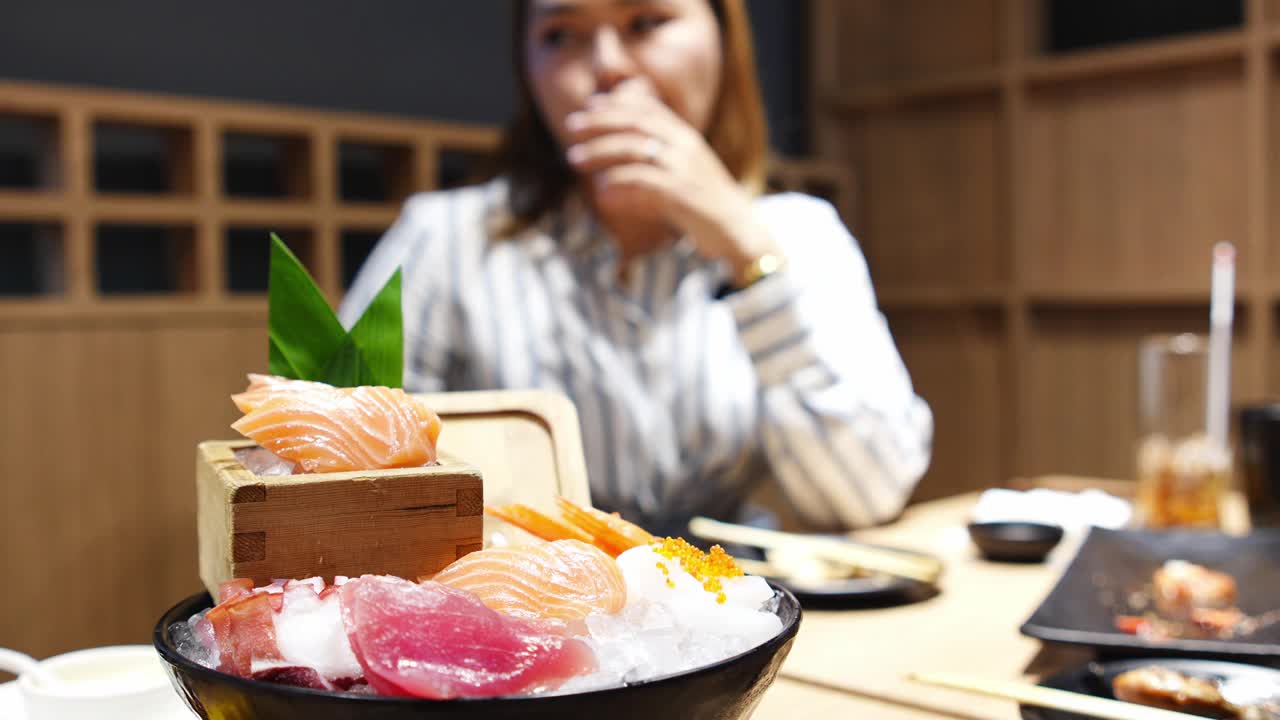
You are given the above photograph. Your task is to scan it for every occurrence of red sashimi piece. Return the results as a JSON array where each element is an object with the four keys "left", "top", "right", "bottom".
[
  {"left": 207, "top": 593, "right": 283, "bottom": 676},
  {"left": 338, "top": 575, "right": 596, "bottom": 699},
  {"left": 252, "top": 666, "right": 334, "bottom": 691},
  {"left": 218, "top": 578, "right": 255, "bottom": 604}
]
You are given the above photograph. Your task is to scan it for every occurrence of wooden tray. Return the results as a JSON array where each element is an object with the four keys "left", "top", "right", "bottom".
[{"left": 417, "top": 389, "right": 592, "bottom": 543}]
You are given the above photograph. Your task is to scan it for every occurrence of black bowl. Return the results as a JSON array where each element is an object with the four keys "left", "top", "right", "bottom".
[
  {"left": 968, "top": 521, "right": 1064, "bottom": 563},
  {"left": 154, "top": 586, "right": 801, "bottom": 720}
]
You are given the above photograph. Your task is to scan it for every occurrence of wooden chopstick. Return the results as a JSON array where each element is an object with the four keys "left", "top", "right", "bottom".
[
  {"left": 688, "top": 516, "right": 942, "bottom": 584},
  {"left": 731, "top": 557, "right": 780, "bottom": 577},
  {"left": 908, "top": 672, "right": 1207, "bottom": 720}
]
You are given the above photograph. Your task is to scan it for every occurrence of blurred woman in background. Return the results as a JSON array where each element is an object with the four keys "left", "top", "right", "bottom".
[{"left": 341, "top": 0, "right": 932, "bottom": 535}]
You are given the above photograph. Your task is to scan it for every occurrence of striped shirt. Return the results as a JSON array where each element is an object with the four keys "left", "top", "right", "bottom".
[{"left": 339, "top": 179, "right": 932, "bottom": 532}]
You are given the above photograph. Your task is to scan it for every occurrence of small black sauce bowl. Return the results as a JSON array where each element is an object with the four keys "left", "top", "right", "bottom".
[
  {"left": 967, "top": 521, "right": 1064, "bottom": 563},
  {"left": 154, "top": 584, "right": 801, "bottom": 720}
]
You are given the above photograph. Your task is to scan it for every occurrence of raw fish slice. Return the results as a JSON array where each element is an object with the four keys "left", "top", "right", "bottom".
[
  {"left": 339, "top": 575, "right": 595, "bottom": 699},
  {"left": 556, "top": 497, "right": 654, "bottom": 557},
  {"left": 485, "top": 504, "right": 594, "bottom": 543},
  {"left": 202, "top": 577, "right": 365, "bottom": 686},
  {"left": 218, "top": 578, "right": 255, "bottom": 604},
  {"left": 433, "top": 540, "right": 625, "bottom": 623},
  {"left": 232, "top": 384, "right": 442, "bottom": 473},
  {"left": 205, "top": 592, "right": 283, "bottom": 677},
  {"left": 232, "top": 374, "right": 334, "bottom": 414}
]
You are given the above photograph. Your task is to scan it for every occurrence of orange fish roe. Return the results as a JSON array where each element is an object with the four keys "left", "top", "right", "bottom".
[
  {"left": 652, "top": 537, "right": 743, "bottom": 604},
  {"left": 656, "top": 560, "right": 676, "bottom": 588}
]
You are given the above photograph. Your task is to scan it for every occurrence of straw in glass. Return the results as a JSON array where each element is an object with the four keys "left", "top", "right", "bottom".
[{"left": 1206, "top": 242, "right": 1235, "bottom": 451}]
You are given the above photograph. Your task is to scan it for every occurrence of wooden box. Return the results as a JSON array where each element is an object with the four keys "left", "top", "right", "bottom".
[{"left": 197, "top": 389, "right": 590, "bottom": 596}]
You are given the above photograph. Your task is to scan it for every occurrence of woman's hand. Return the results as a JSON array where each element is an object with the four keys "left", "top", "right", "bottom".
[{"left": 564, "top": 81, "right": 778, "bottom": 275}]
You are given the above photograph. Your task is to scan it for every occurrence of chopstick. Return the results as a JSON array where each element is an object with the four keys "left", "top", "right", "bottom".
[
  {"left": 688, "top": 516, "right": 942, "bottom": 584},
  {"left": 908, "top": 672, "right": 1206, "bottom": 720},
  {"left": 731, "top": 557, "right": 781, "bottom": 577}
]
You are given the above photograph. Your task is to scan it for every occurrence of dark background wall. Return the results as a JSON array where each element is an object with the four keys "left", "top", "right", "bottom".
[{"left": 0, "top": 0, "right": 810, "bottom": 155}]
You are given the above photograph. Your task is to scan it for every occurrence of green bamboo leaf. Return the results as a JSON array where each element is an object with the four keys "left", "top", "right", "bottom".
[
  {"left": 268, "top": 336, "right": 304, "bottom": 379},
  {"left": 267, "top": 233, "right": 347, "bottom": 380},
  {"left": 348, "top": 268, "right": 403, "bottom": 388},
  {"left": 317, "top": 335, "right": 366, "bottom": 388}
]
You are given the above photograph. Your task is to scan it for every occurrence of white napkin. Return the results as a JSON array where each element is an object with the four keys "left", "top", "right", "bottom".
[{"left": 971, "top": 488, "right": 1131, "bottom": 532}]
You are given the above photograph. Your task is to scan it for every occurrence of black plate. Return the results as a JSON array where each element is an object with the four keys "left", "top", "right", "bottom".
[
  {"left": 1021, "top": 658, "right": 1280, "bottom": 720},
  {"left": 759, "top": 570, "right": 937, "bottom": 609},
  {"left": 745, "top": 538, "right": 939, "bottom": 609},
  {"left": 1021, "top": 527, "right": 1280, "bottom": 659},
  {"left": 155, "top": 585, "right": 801, "bottom": 720}
]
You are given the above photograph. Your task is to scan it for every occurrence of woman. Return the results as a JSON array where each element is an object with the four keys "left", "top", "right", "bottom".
[{"left": 341, "top": 0, "right": 932, "bottom": 534}]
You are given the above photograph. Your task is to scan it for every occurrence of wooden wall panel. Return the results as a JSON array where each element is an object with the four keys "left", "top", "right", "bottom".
[
  {"left": 847, "top": 97, "right": 1003, "bottom": 291},
  {"left": 0, "top": 321, "right": 264, "bottom": 658},
  {"left": 1023, "top": 62, "right": 1247, "bottom": 296},
  {"left": 815, "top": 3, "right": 1270, "bottom": 512},
  {"left": 1023, "top": 307, "right": 1255, "bottom": 481},
  {"left": 1266, "top": 55, "right": 1280, "bottom": 280},
  {"left": 1268, "top": 307, "right": 1280, "bottom": 398},
  {"left": 830, "top": 0, "right": 999, "bottom": 87},
  {"left": 887, "top": 308, "right": 1005, "bottom": 502}
]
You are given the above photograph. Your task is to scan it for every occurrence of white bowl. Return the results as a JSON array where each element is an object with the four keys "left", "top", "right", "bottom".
[{"left": 5, "top": 645, "right": 190, "bottom": 720}]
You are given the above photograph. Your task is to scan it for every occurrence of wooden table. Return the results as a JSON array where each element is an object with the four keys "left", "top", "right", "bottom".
[{"left": 751, "top": 491, "right": 1248, "bottom": 720}]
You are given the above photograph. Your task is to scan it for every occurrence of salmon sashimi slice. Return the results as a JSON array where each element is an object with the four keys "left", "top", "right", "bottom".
[
  {"left": 433, "top": 540, "right": 626, "bottom": 623},
  {"left": 556, "top": 497, "right": 654, "bottom": 557},
  {"left": 231, "top": 374, "right": 335, "bottom": 414},
  {"left": 340, "top": 575, "right": 596, "bottom": 699},
  {"left": 231, "top": 380, "right": 443, "bottom": 473},
  {"left": 485, "top": 504, "right": 594, "bottom": 544}
]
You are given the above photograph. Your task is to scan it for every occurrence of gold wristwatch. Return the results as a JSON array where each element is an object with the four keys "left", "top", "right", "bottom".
[{"left": 735, "top": 252, "right": 788, "bottom": 289}]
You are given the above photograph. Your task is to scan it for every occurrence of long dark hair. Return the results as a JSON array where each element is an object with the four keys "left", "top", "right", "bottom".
[{"left": 492, "top": 0, "right": 769, "bottom": 236}]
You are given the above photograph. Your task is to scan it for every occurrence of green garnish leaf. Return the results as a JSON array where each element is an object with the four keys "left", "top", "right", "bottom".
[
  {"left": 348, "top": 268, "right": 404, "bottom": 390},
  {"left": 268, "top": 335, "right": 305, "bottom": 380},
  {"left": 266, "top": 233, "right": 403, "bottom": 388},
  {"left": 317, "top": 335, "right": 367, "bottom": 388}
]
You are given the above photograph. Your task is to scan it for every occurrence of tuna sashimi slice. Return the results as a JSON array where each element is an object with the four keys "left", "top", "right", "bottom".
[{"left": 339, "top": 575, "right": 596, "bottom": 699}]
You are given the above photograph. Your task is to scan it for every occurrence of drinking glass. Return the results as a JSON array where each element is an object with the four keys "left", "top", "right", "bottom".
[{"left": 1135, "top": 334, "right": 1229, "bottom": 529}]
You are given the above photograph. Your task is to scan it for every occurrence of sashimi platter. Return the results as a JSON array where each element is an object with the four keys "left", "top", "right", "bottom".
[{"left": 154, "top": 238, "right": 800, "bottom": 720}]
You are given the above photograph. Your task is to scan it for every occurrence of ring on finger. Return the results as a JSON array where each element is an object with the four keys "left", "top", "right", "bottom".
[{"left": 642, "top": 137, "right": 663, "bottom": 164}]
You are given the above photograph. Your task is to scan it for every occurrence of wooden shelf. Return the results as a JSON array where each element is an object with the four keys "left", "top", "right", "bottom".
[
  {"left": 90, "top": 195, "right": 201, "bottom": 224},
  {"left": 0, "top": 193, "right": 405, "bottom": 229},
  {"left": 824, "top": 67, "right": 1002, "bottom": 113},
  {"left": 1024, "top": 29, "right": 1246, "bottom": 86},
  {"left": 0, "top": 190, "right": 66, "bottom": 221},
  {"left": 334, "top": 204, "right": 402, "bottom": 228},
  {"left": 218, "top": 200, "right": 321, "bottom": 226}
]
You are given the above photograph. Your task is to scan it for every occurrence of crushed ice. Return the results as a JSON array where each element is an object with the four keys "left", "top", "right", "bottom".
[
  {"left": 234, "top": 446, "right": 298, "bottom": 476},
  {"left": 544, "top": 545, "right": 784, "bottom": 695},
  {"left": 170, "top": 611, "right": 218, "bottom": 670}
]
